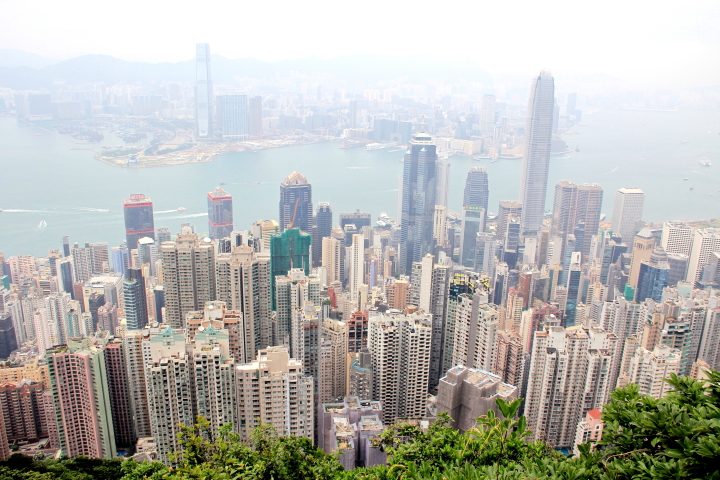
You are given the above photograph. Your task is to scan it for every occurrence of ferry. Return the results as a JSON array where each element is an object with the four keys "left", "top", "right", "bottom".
[
  {"left": 699, "top": 157, "right": 712, "bottom": 167},
  {"left": 177, "top": 207, "right": 187, "bottom": 211}
]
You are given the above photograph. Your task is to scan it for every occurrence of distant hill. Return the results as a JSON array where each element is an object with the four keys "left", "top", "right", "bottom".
[
  {"left": 0, "top": 52, "right": 497, "bottom": 89},
  {"left": 0, "top": 49, "right": 59, "bottom": 69}
]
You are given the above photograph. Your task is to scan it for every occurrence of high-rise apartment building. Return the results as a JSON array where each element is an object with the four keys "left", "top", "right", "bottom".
[
  {"left": 463, "top": 166, "right": 489, "bottom": 212},
  {"left": 160, "top": 228, "right": 216, "bottom": 329},
  {"left": 270, "top": 228, "right": 311, "bottom": 306},
  {"left": 409, "top": 254, "right": 450, "bottom": 389},
  {"left": 207, "top": 187, "right": 233, "bottom": 240},
  {"left": 279, "top": 171, "right": 313, "bottom": 233},
  {"left": 0, "top": 313, "right": 17, "bottom": 360},
  {"left": 686, "top": 228, "right": 720, "bottom": 286},
  {"left": 451, "top": 291, "right": 499, "bottom": 373},
  {"left": 399, "top": 128, "right": 438, "bottom": 274},
  {"left": 611, "top": 188, "right": 645, "bottom": 248},
  {"left": 319, "top": 318, "right": 348, "bottom": 403},
  {"left": 123, "top": 194, "right": 155, "bottom": 250},
  {"left": 216, "top": 93, "right": 248, "bottom": 140},
  {"left": 322, "top": 237, "right": 341, "bottom": 284},
  {"left": 215, "top": 246, "right": 272, "bottom": 361},
  {"left": 618, "top": 345, "right": 680, "bottom": 398},
  {"left": 524, "top": 325, "right": 617, "bottom": 449},
  {"left": 248, "top": 95, "right": 263, "bottom": 136},
  {"left": 275, "top": 268, "right": 321, "bottom": 351},
  {"left": 519, "top": 71, "right": 554, "bottom": 234},
  {"left": 433, "top": 205, "right": 448, "bottom": 246},
  {"left": 47, "top": 334, "right": 116, "bottom": 459},
  {"left": 0, "top": 381, "right": 49, "bottom": 443},
  {"left": 104, "top": 338, "right": 134, "bottom": 448},
  {"left": 234, "top": 346, "right": 314, "bottom": 443},
  {"left": 195, "top": 43, "right": 213, "bottom": 138},
  {"left": 368, "top": 312, "right": 432, "bottom": 424}
]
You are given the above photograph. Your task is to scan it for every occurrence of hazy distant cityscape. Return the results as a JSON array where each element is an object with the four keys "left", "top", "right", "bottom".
[{"left": 0, "top": 31, "right": 719, "bottom": 476}]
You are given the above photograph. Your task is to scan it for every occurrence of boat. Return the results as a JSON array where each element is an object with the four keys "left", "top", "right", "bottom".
[
  {"left": 699, "top": 157, "right": 712, "bottom": 167},
  {"left": 490, "top": 157, "right": 500, "bottom": 163},
  {"left": 37, "top": 220, "right": 47, "bottom": 228},
  {"left": 34, "top": 133, "right": 42, "bottom": 136},
  {"left": 366, "top": 143, "right": 384, "bottom": 150},
  {"left": 680, "top": 137, "right": 689, "bottom": 143},
  {"left": 177, "top": 207, "right": 186, "bottom": 211},
  {"left": 690, "top": 187, "right": 694, "bottom": 190},
  {"left": 684, "top": 178, "right": 689, "bottom": 181},
  {"left": 473, "top": 155, "right": 492, "bottom": 161},
  {"left": 575, "top": 146, "right": 580, "bottom": 152}
]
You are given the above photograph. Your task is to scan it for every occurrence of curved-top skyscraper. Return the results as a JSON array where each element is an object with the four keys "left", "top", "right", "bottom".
[
  {"left": 463, "top": 165, "right": 489, "bottom": 211},
  {"left": 519, "top": 71, "right": 554, "bottom": 234}
]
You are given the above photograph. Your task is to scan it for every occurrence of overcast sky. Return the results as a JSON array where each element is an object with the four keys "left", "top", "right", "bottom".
[{"left": 2, "top": 0, "right": 719, "bottom": 88}]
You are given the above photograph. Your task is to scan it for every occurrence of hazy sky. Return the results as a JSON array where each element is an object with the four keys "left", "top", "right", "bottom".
[{"left": 2, "top": 0, "right": 719, "bottom": 87}]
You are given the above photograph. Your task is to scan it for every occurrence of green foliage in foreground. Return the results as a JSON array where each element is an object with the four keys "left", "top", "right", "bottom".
[{"left": 1, "top": 371, "right": 719, "bottom": 480}]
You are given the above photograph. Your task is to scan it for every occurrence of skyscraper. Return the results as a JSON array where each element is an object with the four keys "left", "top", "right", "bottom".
[
  {"left": 123, "top": 268, "right": 148, "bottom": 330},
  {"left": 279, "top": 171, "right": 313, "bottom": 233},
  {"left": 480, "top": 94, "right": 496, "bottom": 134},
  {"left": 463, "top": 166, "right": 489, "bottom": 212},
  {"left": 550, "top": 181, "right": 603, "bottom": 260},
  {"left": 312, "top": 202, "right": 333, "bottom": 267},
  {"left": 459, "top": 206, "right": 486, "bottom": 268},
  {"left": 195, "top": 43, "right": 213, "bottom": 138},
  {"left": 207, "top": 187, "right": 233, "bottom": 239},
  {"left": 123, "top": 194, "right": 155, "bottom": 250},
  {"left": 611, "top": 188, "right": 645, "bottom": 248},
  {"left": 248, "top": 95, "right": 263, "bottom": 136},
  {"left": 519, "top": 71, "right": 554, "bottom": 234},
  {"left": 399, "top": 127, "right": 438, "bottom": 274},
  {"left": 216, "top": 94, "right": 248, "bottom": 140},
  {"left": 270, "top": 228, "right": 311, "bottom": 303}
]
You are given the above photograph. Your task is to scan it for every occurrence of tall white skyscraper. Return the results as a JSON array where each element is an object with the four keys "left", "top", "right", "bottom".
[
  {"left": 661, "top": 221, "right": 693, "bottom": 256},
  {"left": 519, "top": 71, "right": 555, "bottom": 234},
  {"left": 195, "top": 43, "right": 213, "bottom": 138},
  {"left": 348, "top": 233, "right": 365, "bottom": 301},
  {"left": 611, "top": 188, "right": 645, "bottom": 247}
]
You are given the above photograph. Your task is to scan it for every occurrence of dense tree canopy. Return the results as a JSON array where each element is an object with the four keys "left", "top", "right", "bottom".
[{"left": 1, "top": 371, "right": 719, "bottom": 480}]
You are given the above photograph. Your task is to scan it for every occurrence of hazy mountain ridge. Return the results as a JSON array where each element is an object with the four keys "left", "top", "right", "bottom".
[{"left": 0, "top": 51, "right": 499, "bottom": 89}]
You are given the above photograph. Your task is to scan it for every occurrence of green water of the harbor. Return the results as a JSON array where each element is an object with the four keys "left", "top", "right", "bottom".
[{"left": 1, "top": 109, "right": 719, "bottom": 257}]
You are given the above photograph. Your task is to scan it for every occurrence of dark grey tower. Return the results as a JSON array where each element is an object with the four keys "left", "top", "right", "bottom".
[
  {"left": 399, "top": 126, "right": 438, "bottom": 275},
  {"left": 463, "top": 166, "right": 489, "bottom": 211},
  {"left": 312, "top": 202, "right": 333, "bottom": 267}
]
